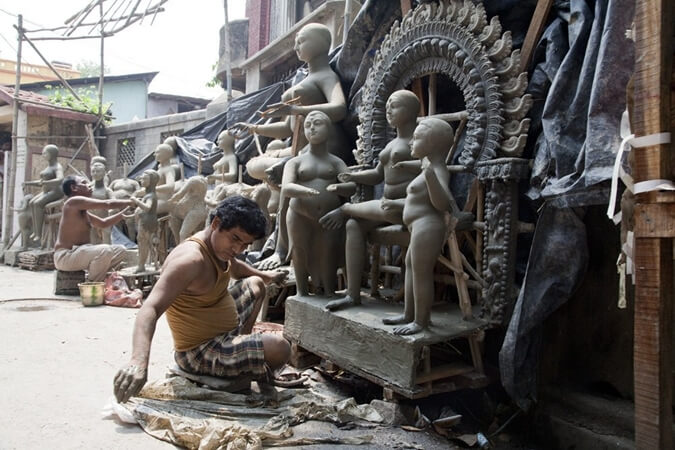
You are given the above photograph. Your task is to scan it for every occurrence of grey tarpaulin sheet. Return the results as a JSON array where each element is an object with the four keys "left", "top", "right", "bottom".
[
  {"left": 109, "top": 375, "right": 383, "bottom": 449},
  {"left": 499, "top": 0, "right": 635, "bottom": 409}
]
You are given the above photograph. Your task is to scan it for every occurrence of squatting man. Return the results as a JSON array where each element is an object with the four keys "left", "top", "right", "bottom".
[{"left": 113, "top": 196, "right": 290, "bottom": 402}]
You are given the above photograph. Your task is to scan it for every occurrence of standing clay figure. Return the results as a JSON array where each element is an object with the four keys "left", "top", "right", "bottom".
[
  {"left": 236, "top": 22, "right": 350, "bottom": 270},
  {"left": 23, "top": 144, "right": 64, "bottom": 243},
  {"left": 150, "top": 143, "right": 182, "bottom": 215},
  {"left": 130, "top": 170, "right": 159, "bottom": 273},
  {"left": 246, "top": 139, "right": 285, "bottom": 213},
  {"left": 207, "top": 130, "right": 238, "bottom": 186},
  {"left": 168, "top": 176, "right": 208, "bottom": 243},
  {"left": 282, "top": 111, "right": 348, "bottom": 296},
  {"left": 14, "top": 188, "right": 35, "bottom": 250},
  {"left": 320, "top": 90, "right": 421, "bottom": 311},
  {"left": 89, "top": 159, "right": 114, "bottom": 244},
  {"left": 110, "top": 176, "right": 141, "bottom": 241},
  {"left": 382, "top": 118, "right": 457, "bottom": 335}
]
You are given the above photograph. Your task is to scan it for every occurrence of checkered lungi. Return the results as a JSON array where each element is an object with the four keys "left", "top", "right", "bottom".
[{"left": 173, "top": 278, "right": 267, "bottom": 378}]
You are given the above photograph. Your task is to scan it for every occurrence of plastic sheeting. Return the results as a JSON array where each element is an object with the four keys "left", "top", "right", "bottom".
[{"left": 499, "top": 0, "right": 635, "bottom": 409}]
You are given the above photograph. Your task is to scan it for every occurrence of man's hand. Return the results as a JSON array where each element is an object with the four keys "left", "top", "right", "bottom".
[
  {"left": 260, "top": 269, "right": 288, "bottom": 286},
  {"left": 113, "top": 362, "right": 147, "bottom": 403}
]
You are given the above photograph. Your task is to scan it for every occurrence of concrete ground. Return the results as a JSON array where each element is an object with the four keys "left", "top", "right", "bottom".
[{"left": 0, "top": 265, "right": 456, "bottom": 449}]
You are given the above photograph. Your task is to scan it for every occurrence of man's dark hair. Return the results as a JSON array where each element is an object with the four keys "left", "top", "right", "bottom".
[
  {"left": 209, "top": 195, "right": 267, "bottom": 239},
  {"left": 62, "top": 175, "right": 78, "bottom": 197}
]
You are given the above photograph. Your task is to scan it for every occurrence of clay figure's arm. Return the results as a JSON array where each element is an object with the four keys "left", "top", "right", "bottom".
[
  {"left": 230, "top": 258, "right": 288, "bottom": 285},
  {"left": 380, "top": 197, "right": 405, "bottom": 213},
  {"left": 113, "top": 247, "right": 202, "bottom": 403},
  {"left": 42, "top": 164, "right": 65, "bottom": 189},
  {"left": 155, "top": 169, "right": 177, "bottom": 196},
  {"left": 326, "top": 182, "right": 357, "bottom": 197},
  {"left": 235, "top": 119, "right": 293, "bottom": 140},
  {"left": 131, "top": 196, "right": 153, "bottom": 212},
  {"left": 280, "top": 159, "right": 319, "bottom": 198},
  {"left": 394, "top": 160, "right": 423, "bottom": 173},
  {"left": 340, "top": 162, "right": 384, "bottom": 186},
  {"left": 423, "top": 164, "right": 454, "bottom": 213},
  {"left": 87, "top": 206, "right": 133, "bottom": 228}
]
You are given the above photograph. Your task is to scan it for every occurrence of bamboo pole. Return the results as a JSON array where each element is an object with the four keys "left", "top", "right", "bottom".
[
  {"left": 632, "top": 0, "right": 673, "bottom": 448},
  {"left": 223, "top": 0, "right": 232, "bottom": 100},
  {"left": 98, "top": 1, "right": 105, "bottom": 124},
  {"left": 3, "top": 15, "right": 22, "bottom": 247}
]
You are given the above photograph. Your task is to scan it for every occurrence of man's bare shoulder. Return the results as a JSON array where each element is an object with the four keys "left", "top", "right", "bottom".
[{"left": 162, "top": 240, "right": 207, "bottom": 272}]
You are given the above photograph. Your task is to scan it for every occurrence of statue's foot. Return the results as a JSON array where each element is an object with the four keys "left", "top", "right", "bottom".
[
  {"left": 135, "top": 265, "right": 146, "bottom": 274},
  {"left": 255, "top": 253, "right": 282, "bottom": 270},
  {"left": 319, "top": 208, "right": 345, "bottom": 230},
  {"left": 393, "top": 322, "right": 424, "bottom": 335},
  {"left": 325, "top": 295, "right": 360, "bottom": 311},
  {"left": 382, "top": 314, "right": 410, "bottom": 325}
]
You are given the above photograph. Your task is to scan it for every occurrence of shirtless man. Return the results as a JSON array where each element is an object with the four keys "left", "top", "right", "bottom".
[
  {"left": 113, "top": 196, "right": 289, "bottom": 403},
  {"left": 53, "top": 176, "right": 134, "bottom": 281},
  {"left": 319, "top": 90, "right": 421, "bottom": 310}
]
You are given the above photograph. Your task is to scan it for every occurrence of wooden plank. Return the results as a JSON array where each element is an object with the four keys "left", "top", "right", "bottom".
[
  {"left": 634, "top": 203, "right": 675, "bottom": 237},
  {"left": 519, "top": 0, "right": 554, "bottom": 73},
  {"left": 415, "top": 361, "right": 474, "bottom": 384},
  {"left": 632, "top": 0, "right": 673, "bottom": 448}
]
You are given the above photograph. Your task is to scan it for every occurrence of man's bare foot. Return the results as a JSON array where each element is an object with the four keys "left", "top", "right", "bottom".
[
  {"left": 319, "top": 208, "right": 345, "bottom": 230},
  {"left": 393, "top": 322, "right": 424, "bottom": 335},
  {"left": 382, "top": 313, "right": 409, "bottom": 325},
  {"left": 325, "top": 295, "right": 360, "bottom": 311},
  {"left": 255, "top": 253, "right": 282, "bottom": 270}
]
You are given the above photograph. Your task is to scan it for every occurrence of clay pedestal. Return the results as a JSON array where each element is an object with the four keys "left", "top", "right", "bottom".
[{"left": 284, "top": 294, "right": 489, "bottom": 398}]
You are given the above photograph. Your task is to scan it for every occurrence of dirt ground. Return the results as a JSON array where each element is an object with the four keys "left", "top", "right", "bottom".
[{"left": 0, "top": 265, "right": 457, "bottom": 449}]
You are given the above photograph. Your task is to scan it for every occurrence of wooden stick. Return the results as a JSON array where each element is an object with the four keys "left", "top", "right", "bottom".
[{"left": 519, "top": 0, "right": 554, "bottom": 73}]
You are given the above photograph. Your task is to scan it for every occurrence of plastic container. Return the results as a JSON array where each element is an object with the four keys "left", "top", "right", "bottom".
[{"left": 78, "top": 281, "right": 105, "bottom": 306}]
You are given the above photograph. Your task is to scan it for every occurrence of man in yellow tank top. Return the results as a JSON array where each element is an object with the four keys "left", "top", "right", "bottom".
[{"left": 113, "top": 196, "right": 289, "bottom": 403}]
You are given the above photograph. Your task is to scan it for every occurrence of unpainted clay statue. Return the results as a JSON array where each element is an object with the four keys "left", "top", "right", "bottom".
[
  {"left": 246, "top": 138, "right": 285, "bottom": 213},
  {"left": 148, "top": 143, "right": 182, "bottom": 215},
  {"left": 110, "top": 176, "right": 141, "bottom": 241},
  {"left": 235, "top": 22, "right": 350, "bottom": 270},
  {"left": 320, "top": 90, "right": 421, "bottom": 311},
  {"left": 168, "top": 175, "right": 208, "bottom": 243},
  {"left": 23, "top": 144, "right": 64, "bottom": 244},
  {"left": 14, "top": 188, "right": 35, "bottom": 250},
  {"left": 208, "top": 130, "right": 238, "bottom": 185},
  {"left": 89, "top": 159, "right": 114, "bottom": 245},
  {"left": 282, "top": 110, "right": 349, "bottom": 297},
  {"left": 382, "top": 118, "right": 458, "bottom": 335},
  {"left": 129, "top": 170, "right": 159, "bottom": 273}
]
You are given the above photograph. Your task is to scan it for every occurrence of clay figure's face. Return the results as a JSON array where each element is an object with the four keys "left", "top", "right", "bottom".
[
  {"left": 91, "top": 163, "right": 106, "bottom": 181},
  {"left": 154, "top": 145, "right": 172, "bottom": 162},
  {"left": 209, "top": 223, "right": 256, "bottom": 263},
  {"left": 386, "top": 95, "right": 411, "bottom": 128},
  {"left": 294, "top": 29, "right": 320, "bottom": 62},
  {"left": 304, "top": 114, "right": 329, "bottom": 145},
  {"left": 410, "top": 124, "right": 432, "bottom": 159},
  {"left": 139, "top": 172, "right": 151, "bottom": 188}
]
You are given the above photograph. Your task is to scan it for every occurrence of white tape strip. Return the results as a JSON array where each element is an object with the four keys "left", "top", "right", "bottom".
[
  {"left": 633, "top": 179, "right": 675, "bottom": 194},
  {"left": 607, "top": 132, "right": 634, "bottom": 220},
  {"left": 629, "top": 132, "right": 671, "bottom": 148}
]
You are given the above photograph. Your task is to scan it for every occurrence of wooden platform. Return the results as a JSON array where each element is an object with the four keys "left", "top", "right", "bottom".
[
  {"left": 17, "top": 250, "right": 54, "bottom": 271},
  {"left": 284, "top": 294, "right": 489, "bottom": 398}
]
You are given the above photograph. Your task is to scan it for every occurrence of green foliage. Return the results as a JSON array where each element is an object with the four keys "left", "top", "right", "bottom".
[
  {"left": 76, "top": 60, "right": 109, "bottom": 78},
  {"left": 206, "top": 61, "right": 222, "bottom": 88},
  {"left": 45, "top": 84, "right": 113, "bottom": 123}
]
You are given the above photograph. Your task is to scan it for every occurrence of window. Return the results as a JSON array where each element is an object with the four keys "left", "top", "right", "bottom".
[
  {"left": 160, "top": 129, "right": 183, "bottom": 143},
  {"left": 116, "top": 137, "right": 136, "bottom": 168}
]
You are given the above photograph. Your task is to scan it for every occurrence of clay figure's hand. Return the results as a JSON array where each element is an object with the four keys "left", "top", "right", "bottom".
[
  {"left": 337, "top": 172, "right": 352, "bottom": 183},
  {"left": 230, "top": 122, "right": 257, "bottom": 138},
  {"left": 326, "top": 184, "right": 338, "bottom": 193},
  {"left": 262, "top": 102, "right": 297, "bottom": 118},
  {"left": 380, "top": 198, "right": 401, "bottom": 212},
  {"left": 261, "top": 269, "right": 288, "bottom": 286},
  {"left": 113, "top": 362, "right": 148, "bottom": 403}
]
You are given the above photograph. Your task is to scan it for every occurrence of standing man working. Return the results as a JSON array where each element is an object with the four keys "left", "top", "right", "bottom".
[
  {"left": 54, "top": 175, "right": 134, "bottom": 281},
  {"left": 113, "top": 196, "right": 290, "bottom": 403}
]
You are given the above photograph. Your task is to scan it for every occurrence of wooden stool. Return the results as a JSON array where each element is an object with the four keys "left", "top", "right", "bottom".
[{"left": 54, "top": 270, "right": 86, "bottom": 295}]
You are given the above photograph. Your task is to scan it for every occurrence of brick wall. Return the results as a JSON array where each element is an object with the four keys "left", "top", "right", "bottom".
[{"left": 246, "top": 0, "right": 271, "bottom": 56}]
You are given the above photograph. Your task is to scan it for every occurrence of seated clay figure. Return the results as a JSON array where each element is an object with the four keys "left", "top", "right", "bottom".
[
  {"left": 89, "top": 159, "right": 114, "bottom": 244},
  {"left": 168, "top": 175, "right": 208, "bottom": 243},
  {"left": 110, "top": 177, "right": 141, "bottom": 241},
  {"left": 207, "top": 130, "right": 238, "bottom": 186},
  {"left": 320, "top": 90, "right": 421, "bottom": 311},
  {"left": 23, "top": 144, "right": 64, "bottom": 244},
  {"left": 129, "top": 170, "right": 159, "bottom": 273},
  {"left": 282, "top": 110, "right": 349, "bottom": 297},
  {"left": 381, "top": 118, "right": 459, "bottom": 335},
  {"left": 234, "top": 23, "right": 351, "bottom": 271}
]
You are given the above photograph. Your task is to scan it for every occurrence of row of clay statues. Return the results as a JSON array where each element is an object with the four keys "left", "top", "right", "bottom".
[{"left": 15, "top": 23, "right": 472, "bottom": 336}]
